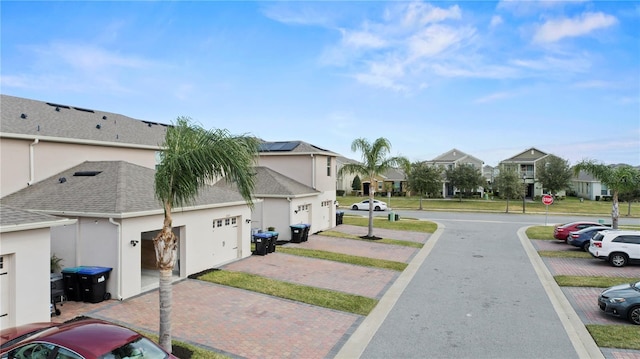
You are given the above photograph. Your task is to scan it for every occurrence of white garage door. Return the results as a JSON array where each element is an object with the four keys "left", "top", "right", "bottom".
[
  {"left": 0, "top": 255, "right": 12, "bottom": 328},
  {"left": 212, "top": 217, "right": 240, "bottom": 264}
]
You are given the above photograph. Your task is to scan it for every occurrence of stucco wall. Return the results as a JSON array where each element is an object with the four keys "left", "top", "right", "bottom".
[
  {"left": 257, "top": 155, "right": 313, "bottom": 188},
  {"left": 0, "top": 137, "right": 158, "bottom": 197},
  {"left": 0, "top": 228, "right": 51, "bottom": 326}
]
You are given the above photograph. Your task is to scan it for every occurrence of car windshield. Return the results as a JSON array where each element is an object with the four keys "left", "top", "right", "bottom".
[
  {"left": 633, "top": 281, "right": 640, "bottom": 289},
  {"left": 99, "top": 337, "right": 168, "bottom": 359}
]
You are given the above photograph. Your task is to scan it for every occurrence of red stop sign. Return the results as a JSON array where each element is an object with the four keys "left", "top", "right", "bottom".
[{"left": 542, "top": 195, "right": 554, "bottom": 205}]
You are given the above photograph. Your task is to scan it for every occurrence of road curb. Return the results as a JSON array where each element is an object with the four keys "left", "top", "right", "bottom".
[
  {"left": 518, "top": 226, "right": 605, "bottom": 359},
  {"left": 334, "top": 222, "right": 446, "bottom": 359}
]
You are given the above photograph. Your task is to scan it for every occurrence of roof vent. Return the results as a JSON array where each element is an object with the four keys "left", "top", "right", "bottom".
[
  {"left": 73, "top": 171, "right": 102, "bottom": 177},
  {"left": 58, "top": 177, "right": 67, "bottom": 183},
  {"left": 55, "top": 107, "right": 61, "bottom": 112},
  {"left": 102, "top": 115, "right": 107, "bottom": 120},
  {"left": 20, "top": 113, "right": 27, "bottom": 119},
  {"left": 96, "top": 124, "right": 101, "bottom": 129},
  {"left": 148, "top": 123, "right": 152, "bottom": 127}
]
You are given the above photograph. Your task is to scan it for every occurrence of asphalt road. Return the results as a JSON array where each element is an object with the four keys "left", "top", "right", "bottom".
[{"left": 337, "top": 209, "right": 640, "bottom": 359}]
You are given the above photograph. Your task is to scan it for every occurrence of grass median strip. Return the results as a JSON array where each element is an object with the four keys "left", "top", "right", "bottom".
[
  {"left": 554, "top": 275, "right": 640, "bottom": 288},
  {"left": 586, "top": 325, "right": 640, "bottom": 350},
  {"left": 343, "top": 216, "right": 437, "bottom": 233},
  {"left": 537, "top": 250, "right": 592, "bottom": 259},
  {"left": 319, "top": 230, "right": 423, "bottom": 249},
  {"left": 196, "top": 270, "right": 378, "bottom": 316},
  {"left": 277, "top": 247, "right": 408, "bottom": 271}
]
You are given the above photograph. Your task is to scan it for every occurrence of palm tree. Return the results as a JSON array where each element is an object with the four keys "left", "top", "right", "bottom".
[
  {"left": 573, "top": 160, "right": 638, "bottom": 229},
  {"left": 154, "top": 116, "right": 258, "bottom": 352},
  {"left": 338, "top": 137, "right": 408, "bottom": 238}
]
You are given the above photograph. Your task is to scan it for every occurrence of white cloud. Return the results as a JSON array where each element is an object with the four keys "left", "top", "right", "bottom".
[
  {"left": 490, "top": 15, "right": 503, "bottom": 28},
  {"left": 533, "top": 12, "right": 618, "bottom": 43},
  {"left": 474, "top": 91, "right": 514, "bottom": 104},
  {"left": 340, "top": 29, "right": 387, "bottom": 49}
]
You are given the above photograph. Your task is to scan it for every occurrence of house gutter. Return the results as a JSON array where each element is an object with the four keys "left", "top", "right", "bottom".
[
  {"left": 310, "top": 154, "right": 316, "bottom": 189},
  {"left": 109, "top": 218, "right": 123, "bottom": 300},
  {"left": 28, "top": 138, "right": 39, "bottom": 185}
]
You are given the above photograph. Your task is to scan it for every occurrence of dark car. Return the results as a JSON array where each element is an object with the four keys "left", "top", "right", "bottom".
[
  {"left": 567, "top": 226, "right": 610, "bottom": 251},
  {"left": 598, "top": 280, "right": 640, "bottom": 325},
  {"left": 553, "top": 221, "right": 606, "bottom": 241},
  {"left": 1, "top": 318, "right": 177, "bottom": 359}
]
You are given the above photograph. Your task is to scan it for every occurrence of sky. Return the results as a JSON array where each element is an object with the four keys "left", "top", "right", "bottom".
[{"left": 2, "top": 1, "right": 639, "bottom": 167}]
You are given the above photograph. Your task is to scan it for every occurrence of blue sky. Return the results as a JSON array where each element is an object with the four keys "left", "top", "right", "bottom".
[{"left": 2, "top": 1, "right": 639, "bottom": 166}]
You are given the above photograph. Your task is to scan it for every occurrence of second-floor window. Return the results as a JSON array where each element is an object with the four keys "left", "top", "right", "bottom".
[{"left": 327, "top": 157, "right": 331, "bottom": 176}]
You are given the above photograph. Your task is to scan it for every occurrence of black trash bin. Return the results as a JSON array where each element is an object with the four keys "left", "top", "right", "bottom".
[
  {"left": 50, "top": 273, "right": 65, "bottom": 316},
  {"left": 301, "top": 224, "right": 310, "bottom": 242},
  {"left": 290, "top": 225, "right": 305, "bottom": 243},
  {"left": 61, "top": 267, "right": 82, "bottom": 302},
  {"left": 253, "top": 232, "right": 271, "bottom": 255},
  {"left": 77, "top": 266, "right": 112, "bottom": 303},
  {"left": 265, "top": 231, "right": 279, "bottom": 253},
  {"left": 336, "top": 211, "right": 344, "bottom": 225}
]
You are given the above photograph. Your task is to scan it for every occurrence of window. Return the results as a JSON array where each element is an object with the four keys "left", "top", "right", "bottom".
[
  {"left": 214, "top": 220, "right": 222, "bottom": 228},
  {"left": 378, "top": 182, "right": 383, "bottom": 190},
  {"left": 327, "top": 157, "right": 331, "bottom": 176},
  {"left": 231, "top": 218, "right": 237, "bottom": 225},
  {"left": 56, "top": 347, "right": 83, "bottom": 359},
  {"left": 225, "top": 218, "right": 230, "bottom": 226}
]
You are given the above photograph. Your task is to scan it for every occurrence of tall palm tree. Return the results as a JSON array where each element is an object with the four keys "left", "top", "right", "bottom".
[
  {"left": 154, "top": 116, "right": 258, "bottom": 352},
  {"left": 338, "top": 137, "right": 408, "bottom": 238},
  {"left": 573, "top": 160, "right": 638, "bottom": 229}
]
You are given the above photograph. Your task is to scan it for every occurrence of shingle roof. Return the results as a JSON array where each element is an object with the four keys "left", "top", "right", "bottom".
[
  {"left": 381, "top": 168, "right": 406, "bottom": 181},
  {"left": 1, "top": 94, "right": 168, "bottom": 147},
  {"left": 258, "top": 140, "right": 339, "bottom": 156},
  {"left": 0, "top": 161, "right": 247, "bottom": 217},
  {"left": 0, "top": 205, "right": 74, "bottom": 232},
  {"left": 431, "top": 148, "right": 483, "bottom": 164},
  {"left": 501, "top": 147, "right": 549, "bottom": 163},
  {"left": 215, "top": 166, "right": 319, "bottom": 197}
]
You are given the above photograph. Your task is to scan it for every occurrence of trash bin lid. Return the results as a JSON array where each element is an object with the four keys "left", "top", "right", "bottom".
[
  {"left": 76, "top": 266, "right": 113, "bottom": 275},
  {"left": 290, "top": 224, "right": 306, "bottom": 229},
  {"left": 265, "top": 231, "right": 279, "bottom": 236},
  {"left": 253, "top": 232, "right": 273, "bottom": 239},
  {"left": 61, "top": 266, "right": 83, "bottom": 273}
]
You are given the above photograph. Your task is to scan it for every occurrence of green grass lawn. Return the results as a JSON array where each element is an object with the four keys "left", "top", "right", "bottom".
[
  {"left": 339, "top": 195, "right": 640, "bottom": 217},
  {"left": 277, "top": 247, "right": 407, "bottom": 271},
  {"left": 586, "top": 325, "right": 640, "bottom": 350},
  {"left": 554, "top": 275, "right": 640, "bottom": 288},
  {"left": 196, "top": 270, "right": 377, "bottom": 316},
  {"left": 342, "top": 215, "right": 437, "bottom": 233},
  {"left": 537, "top": 250, "right": 592, "bottom": 259}
]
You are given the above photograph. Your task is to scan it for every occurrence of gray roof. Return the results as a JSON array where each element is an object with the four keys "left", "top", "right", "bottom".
[
  {"left": 1, "top": 94, "right": 168, "bottom": 147},
  {"left": 430, "top": 148, "right": 483, "bottom": 164},
  {"left": 258, "top": 140, "right": 339, "bottom": 156},
  {"left": 501, "top": 147, "right": 549, "bottom": 163},
  {"left": 0, "top": 205, "right": 75, "bottom": 232},
  {"left": 216, "top": 166, "right": 319, "bottom": 198},
  {"left": 381, "top": 168, "right": 406, "bottom": 181},
  {"left": 1, "top": 161, "right": 247, "bottom": 217}
]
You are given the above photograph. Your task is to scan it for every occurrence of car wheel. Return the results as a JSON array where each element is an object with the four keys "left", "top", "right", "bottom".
[
  {"left": 582, "top": 242, "right": 590, "bottom": 252},
  {"left": 609, "top": 253, "right": 628, "bottom": 267},
  {"left": 352, "top": 205, "right": 359, "bottom": 210},
  {"left": 629, "top": 306, "right": 640, "bottom": 325},
  {"left": 374, "top": 206, "right": 381, "bottom": 211}
]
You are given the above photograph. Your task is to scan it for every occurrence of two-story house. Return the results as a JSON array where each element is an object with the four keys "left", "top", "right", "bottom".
[
  {"left": 424, "top": 149, "right": 485, "bottom": 197},
  {"left": 499, "top": 147, "right": 550, "bottom": 198}
]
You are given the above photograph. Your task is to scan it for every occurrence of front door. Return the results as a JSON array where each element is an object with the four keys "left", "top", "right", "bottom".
[{"left": 0, "top": 255, "right": 12, "bottom": 328}]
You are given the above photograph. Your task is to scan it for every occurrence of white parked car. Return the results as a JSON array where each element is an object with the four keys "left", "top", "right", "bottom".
[
  {"left": 589, "top": 230, "right": 640, "bottom": 267},
  {"left": 351, "top": 199, "right": 388, "bottom": 211}
]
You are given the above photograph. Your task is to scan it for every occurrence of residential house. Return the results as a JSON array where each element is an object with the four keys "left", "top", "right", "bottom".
[
  {"left": 570, "top": 170, "right": 612, "bottom": 201},
  {"left": 1, "top": 161, "right": 256, "bottom": 306},
  {"left": 379, "top": 168, "right": 408, "bottom": 196},
  {"left": 0, "top": 206, "right": 75, "bottom": 327},
  {"left": 0, "top": 94, "right": 167, "bottom": 198},
  {"left": 424, "top": 149, "right": 485, "bottom": 197},
  {"left": 499, "top": 147, "right": 554, "bottom": 198},
  {"left": 336, "top": 156, "right": 360, "bottom": 196},
  {"left": 0, "top": 95, "right": 339, "bottom": 325},
  {"left": 256, "top": 141, "right": 338, "bottom": 235}
]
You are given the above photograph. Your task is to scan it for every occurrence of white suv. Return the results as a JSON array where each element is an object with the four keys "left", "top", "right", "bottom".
[{"left": 589, "top": 230, "right": 640, "bottom": 267}]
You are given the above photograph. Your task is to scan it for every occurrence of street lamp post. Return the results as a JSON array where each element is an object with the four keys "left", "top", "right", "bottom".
[{"left": 522, "top": 175, "right": 526, "bottom": 213}]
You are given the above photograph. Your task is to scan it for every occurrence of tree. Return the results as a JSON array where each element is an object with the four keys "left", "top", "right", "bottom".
[
  {"left": 407, "top": 162, "right": 443, "bottom": 210},
  {"left": 573, "top": 160, "right": 638, "bottom": 229},
  {"left": 494, "top": 168, "right": 524, "bottom": 213},
  {"left": 153, "top": 117, "right": 258, "bottom": 352},
  {"left": 536, "top": 155, "right": 573, "bottom": 196},
  {"left": 445, "top": 164, "right": 485, "bottom": 202},
  {"left": 338, "top": 137, "right": 409, "bottom": 238},
  {"left": 615, "top": 167, "right": 640, "bottom": 216},
  {"left": 351, "top": 175, "right": 361, "bottom": 194}
]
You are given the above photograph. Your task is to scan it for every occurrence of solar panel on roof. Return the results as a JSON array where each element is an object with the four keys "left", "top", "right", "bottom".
[{"left": 259, "top": 142, "right": 299, "bottom": 152}]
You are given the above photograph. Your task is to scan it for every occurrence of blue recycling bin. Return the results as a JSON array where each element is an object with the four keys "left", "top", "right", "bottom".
[
  {"left": 253, "top": 232, "right": 272, "bottom": 255},
  {"left": 77, "top": 266, "right": 112, "bottom": 303},
  {"left": 264, "top": 231, "right": 279, "bottom": 252}
]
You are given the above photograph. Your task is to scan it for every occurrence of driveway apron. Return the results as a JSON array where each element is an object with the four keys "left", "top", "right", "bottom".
[{"left": 358, "top": 220, "right": 580, "bottom": 359}]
